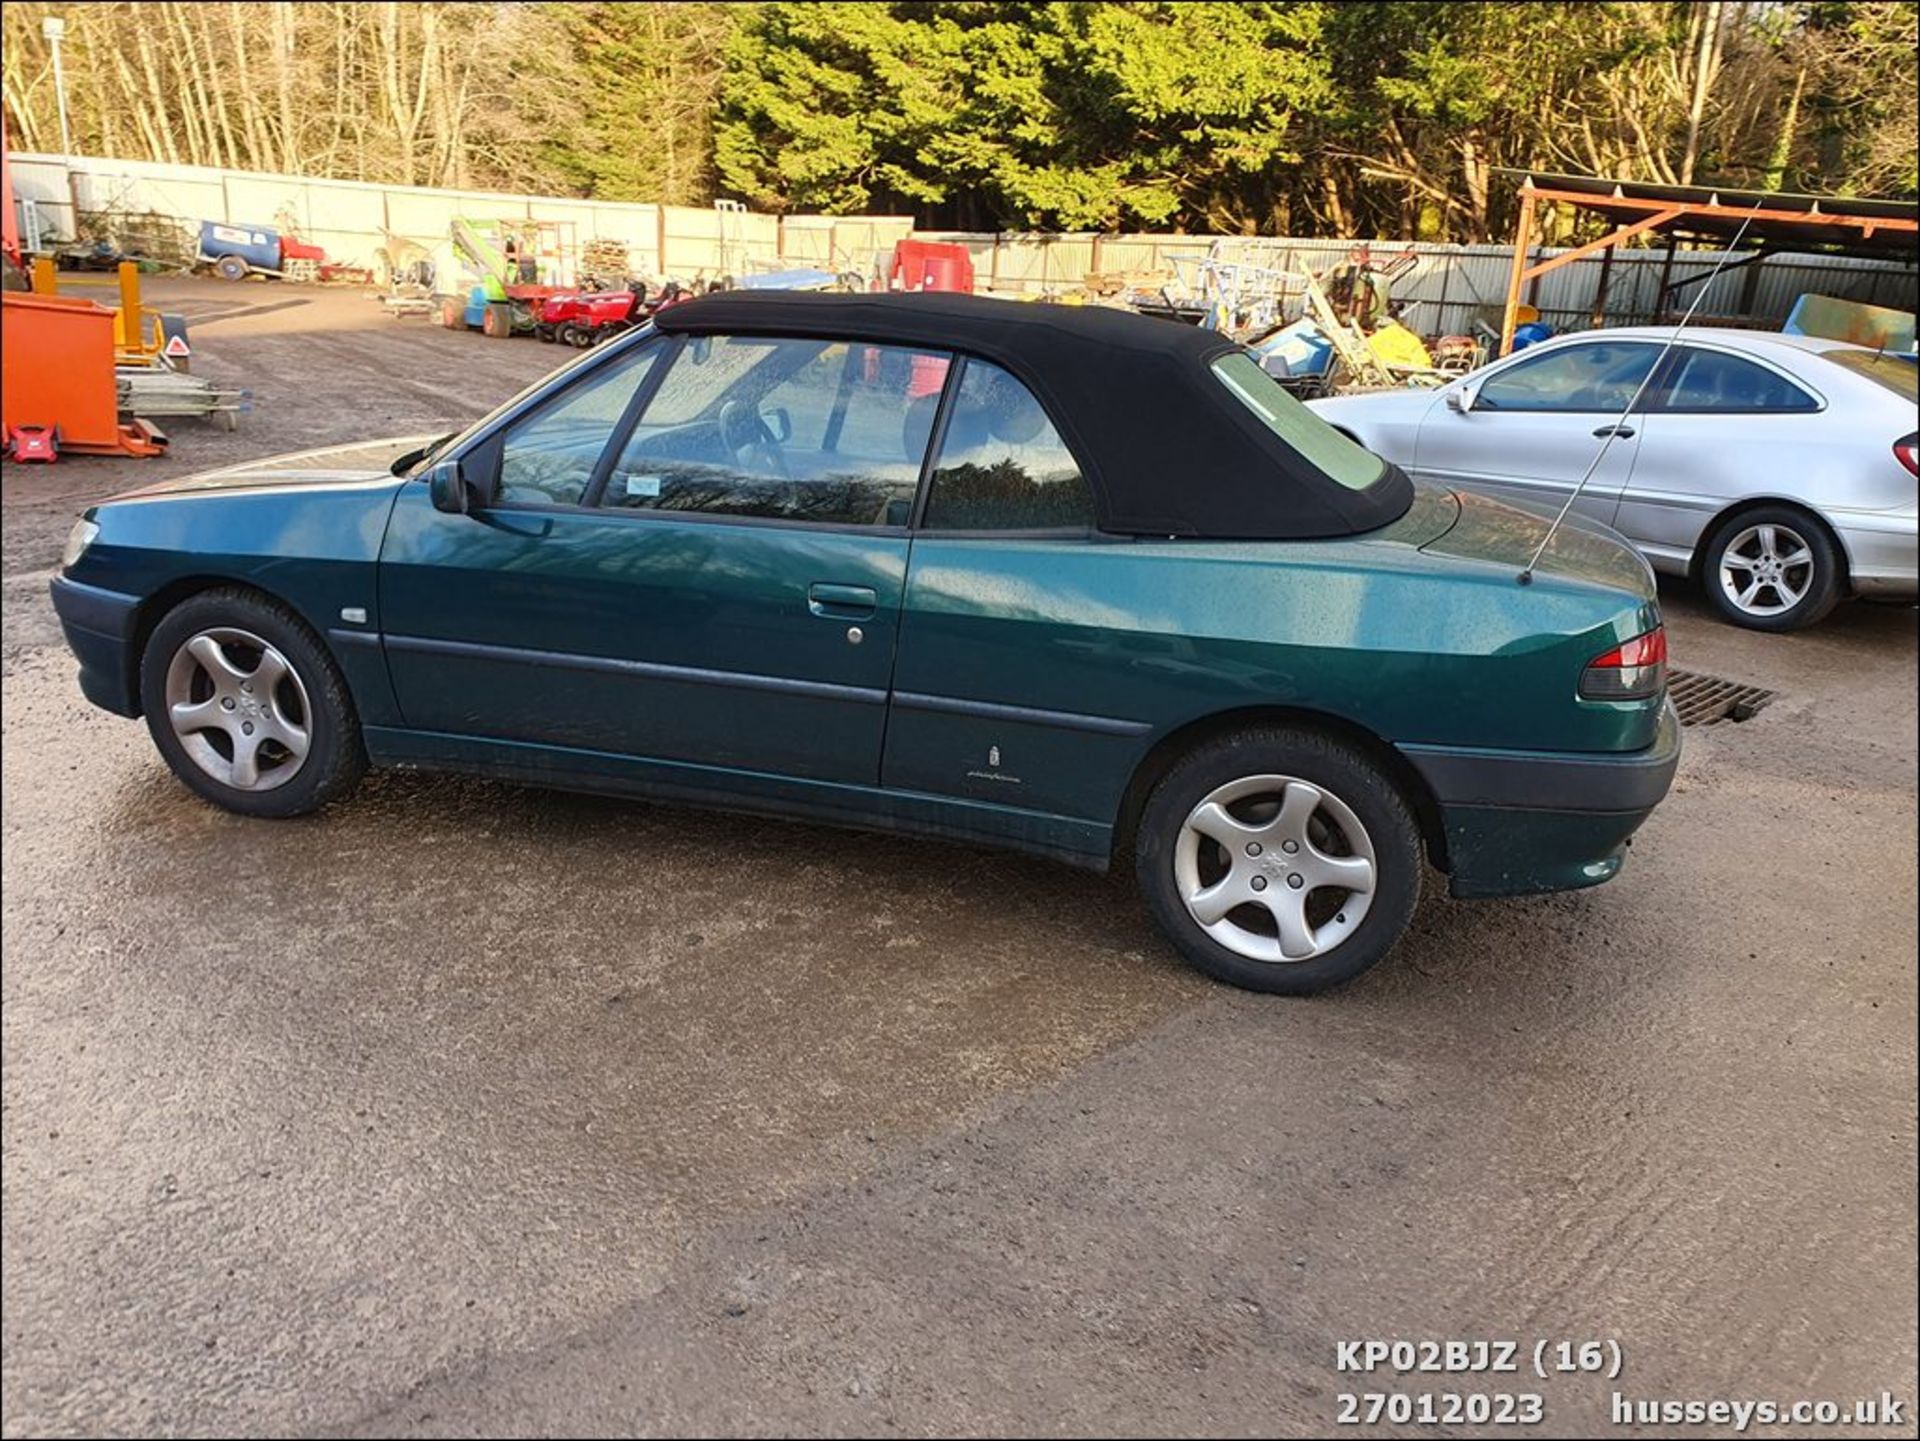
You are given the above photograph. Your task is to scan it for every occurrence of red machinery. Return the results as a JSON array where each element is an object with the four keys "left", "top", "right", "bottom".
[
  {"left": 536, "top": 284, "right": 651, "bottom": 347},
  {"left": 6, "top": 425, "right": 59, "bottom": 461},
  {"left": 890, "top": 239, "right": 975, "bottom": 294}
]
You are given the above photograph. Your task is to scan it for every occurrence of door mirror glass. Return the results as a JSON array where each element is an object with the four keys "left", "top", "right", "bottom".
[{"left": 427, "top": 461, "right": 472, "bottom": 514}]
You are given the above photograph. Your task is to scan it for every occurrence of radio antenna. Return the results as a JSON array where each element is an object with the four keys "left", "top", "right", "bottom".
[{"left": 1517, "top": 202, "right": 1763, "bottom": 585}]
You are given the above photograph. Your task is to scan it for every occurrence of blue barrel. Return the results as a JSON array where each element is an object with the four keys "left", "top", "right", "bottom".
[{"left": 1512, "top": 321, "right": 1554, "bottom": 351}]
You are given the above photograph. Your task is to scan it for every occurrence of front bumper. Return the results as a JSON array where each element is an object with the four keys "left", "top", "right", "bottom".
[
  {"left": 49, "top": 576, "right": 143, "bottom": 717},
  {"left": 1398, "top": 700, "right": 1681, "bottom": 898}
]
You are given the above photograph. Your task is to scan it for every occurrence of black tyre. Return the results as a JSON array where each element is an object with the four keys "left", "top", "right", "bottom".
[
  {"left": 481, "top": 302, "right": 514, "bottom": 339},
  {"left": 138, "top": 588, "right": 366, "bottom": 819},
  {"left": 534, "top": 322, "right": 557, "bottom": 343},
  {"left": 214, "top": 255, "right": 249, "bottom": 282},
  {"left": 439, "top": 297, "right": 463, "bottom": 330},
  {"left": 1698, "top": 505, "right": 1844, "bottom": 632},
  {"left": 1134, "top": 727, "right": 1422, "bottom": 995}
]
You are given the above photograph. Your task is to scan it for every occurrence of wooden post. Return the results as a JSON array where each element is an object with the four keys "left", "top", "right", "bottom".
[
  {"left": 1655, "top": 234, "right": 1679, "bottom": 323},
  {"left": 1499, "top": 189, "right": 1536, "bottom": 356},
  {"left": 1591, "top": 243, "right": 1614, "bottom": 328},
  {"left": 1737, "top": 248, "right": 1766, "bottom": 319}
]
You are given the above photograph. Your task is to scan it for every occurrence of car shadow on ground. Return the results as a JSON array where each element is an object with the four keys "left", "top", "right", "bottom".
[{"left": 89, "top": 749, "right": 1603, "bottom": 1014}]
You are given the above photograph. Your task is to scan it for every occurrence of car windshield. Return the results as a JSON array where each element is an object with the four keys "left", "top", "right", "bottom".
[
  {"left": 1822, "top": 348, "right": 1919, "bottom": 403},
  {"left": 1210, "top": 352, "right": 1387, "bottom": 491}
]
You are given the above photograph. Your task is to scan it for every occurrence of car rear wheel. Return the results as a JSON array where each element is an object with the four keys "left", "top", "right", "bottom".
[
  {"left": 139, "top": 589, "right": 366, "bottom": 818},
  {"left": 1135, "top": 728, "right": 1422, "bottom": 994},
  {"left": 1700, "top": 505, "right": 1842, "bottom": 632}
]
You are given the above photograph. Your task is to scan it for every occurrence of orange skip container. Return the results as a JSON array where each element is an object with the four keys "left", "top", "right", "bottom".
[{"left": 1, "top": 291, "right": 165, "bottom": 456}]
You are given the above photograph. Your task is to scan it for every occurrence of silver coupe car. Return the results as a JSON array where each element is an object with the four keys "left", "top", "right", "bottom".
[{"left": 1310, "top": 327, "right": 1917, "bottom": 630}]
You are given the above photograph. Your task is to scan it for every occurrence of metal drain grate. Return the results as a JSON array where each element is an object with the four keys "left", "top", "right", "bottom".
[{"left": 1668, "top": 669, "right": 1777, "bottom": 727}]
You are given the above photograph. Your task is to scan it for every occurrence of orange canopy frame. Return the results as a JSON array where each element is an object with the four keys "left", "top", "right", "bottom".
[{"left": 1496, "top": 170, "right": 1919, "bottom": 355}]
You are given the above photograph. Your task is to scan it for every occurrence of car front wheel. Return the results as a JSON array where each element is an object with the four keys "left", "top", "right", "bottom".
[
  {"left": 1700, "top": 506, "right": 1843, "bottom": 632},
  {"left": 1135, "top": 728, "right": 1422, "bottom": 994},
  {"left": 139, "top": 589, "right": 366, "bottom": 818}
]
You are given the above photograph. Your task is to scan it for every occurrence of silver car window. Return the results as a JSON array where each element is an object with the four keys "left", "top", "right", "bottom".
[
  {"left": 1476, "top": 341, "right": 1663, "bottom": 414},
  {"left": 1661, "top": 348, "right": 1818, "bottom": 413}
]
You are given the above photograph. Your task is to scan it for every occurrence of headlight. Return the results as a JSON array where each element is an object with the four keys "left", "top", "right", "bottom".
[{"left": 60, "top": 519, "right": 99, "bottom": 571}]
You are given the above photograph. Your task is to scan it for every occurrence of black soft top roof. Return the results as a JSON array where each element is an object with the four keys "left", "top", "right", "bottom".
[{"left": 655, "top": 291, "right": 1412, "bottom": 540}]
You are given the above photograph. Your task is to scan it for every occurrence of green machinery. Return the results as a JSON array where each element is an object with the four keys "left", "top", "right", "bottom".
[{"left": 435, "top": 216, "right": 577, "bottom": 338}]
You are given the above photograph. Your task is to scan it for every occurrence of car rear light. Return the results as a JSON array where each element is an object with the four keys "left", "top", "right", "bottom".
[
  {"left": 1580, "top": 626, "right": 1667, "bottom": 702},
  {"left": 1896, "top": 433, "right": 1918, "bottom": 478}
]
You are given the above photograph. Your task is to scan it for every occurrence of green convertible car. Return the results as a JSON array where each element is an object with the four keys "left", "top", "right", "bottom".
[{"left": 51, "top": 292, "right": 1679, "bottom": 993}]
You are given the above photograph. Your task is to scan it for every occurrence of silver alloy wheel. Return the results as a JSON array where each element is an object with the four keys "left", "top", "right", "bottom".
[
  {"left": 163, "top": 627, "right": 312, "bottom": 791},
  {"left": 1172, "top": 774, "right": 1378, "bottom": 963},
  {"left": 1718, "top": 522, "right": 1814, "bottom": 617}
]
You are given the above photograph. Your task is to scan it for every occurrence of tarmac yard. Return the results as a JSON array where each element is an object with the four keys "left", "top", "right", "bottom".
[{"left": 2, "top": 278, "right": 1915, "bottom": 1437}]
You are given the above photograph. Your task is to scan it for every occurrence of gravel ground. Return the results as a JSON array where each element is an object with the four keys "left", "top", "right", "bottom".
[{"left": 3, "top": 277, "right": 1915, "bottom": 1438}]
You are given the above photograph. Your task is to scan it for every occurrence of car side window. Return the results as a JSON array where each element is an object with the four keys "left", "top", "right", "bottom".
[
  {"left": 921, "top": 360, "right": 1094, "bottom": 531},
  {"left": 1476, "top": 342, "right": 1661, "bottom": 413},
  {"left": 1660, "top": 348, "right": 1818, "bottom": 413},
  {"left": 493, "top": 343, "right": 663, "bottom": 506},
  {"left": 602, "top": 334, "right": 950, "bottom": 527}
]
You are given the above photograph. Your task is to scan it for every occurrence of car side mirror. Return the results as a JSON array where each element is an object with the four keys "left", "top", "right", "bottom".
[
  {"left": 764, "top": 406, "right": 793, "bottom": 444},
  {"left": 1446, "top": 384, "right": 1477, "bottom": 414},
  {"left": 427, "top": 461, "right": 480, "bottom": 515}
]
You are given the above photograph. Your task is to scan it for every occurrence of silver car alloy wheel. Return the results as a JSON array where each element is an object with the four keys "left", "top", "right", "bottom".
[
  {"left": 164, "top": 627, "right": 312, "bottom": 791},
  {"left": 1718, "top": 522, "right": 1815, "bottom": 617},
  {"left": 1172, "top": 774, "right": 1378, "bottom": 963}
]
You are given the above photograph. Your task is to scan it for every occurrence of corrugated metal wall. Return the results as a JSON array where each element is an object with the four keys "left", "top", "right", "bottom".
[
  {"left": 12, "top": 153, "right": 1914, "bottom": 329},
  {"left": 927, "top": 231, "right": 1916, "bottom": 333}
]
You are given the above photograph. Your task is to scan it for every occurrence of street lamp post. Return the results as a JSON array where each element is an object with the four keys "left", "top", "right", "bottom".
[{"left": 43, "top": 15, "right": 73, "bottom": 156}]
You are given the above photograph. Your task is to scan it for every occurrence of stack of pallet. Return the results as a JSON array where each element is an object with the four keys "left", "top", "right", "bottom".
[{"left": 581, "top": 238, "right": 633, "bottom": 285}]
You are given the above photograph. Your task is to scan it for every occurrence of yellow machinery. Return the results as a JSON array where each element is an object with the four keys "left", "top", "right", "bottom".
[
  {"left": 30, "top": 258, "right": 174, "bottom": 367},
  {"left": 25, "top": 258, "right": 242, "bottom": 432}
]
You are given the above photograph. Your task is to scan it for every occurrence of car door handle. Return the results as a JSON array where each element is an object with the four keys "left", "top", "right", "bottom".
[
  {"left": 807, "top": 583, "right": 877, "bottom": 619},
  {"left": 1592, "top": 424, "right": 1635, "bottom": 439}
]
